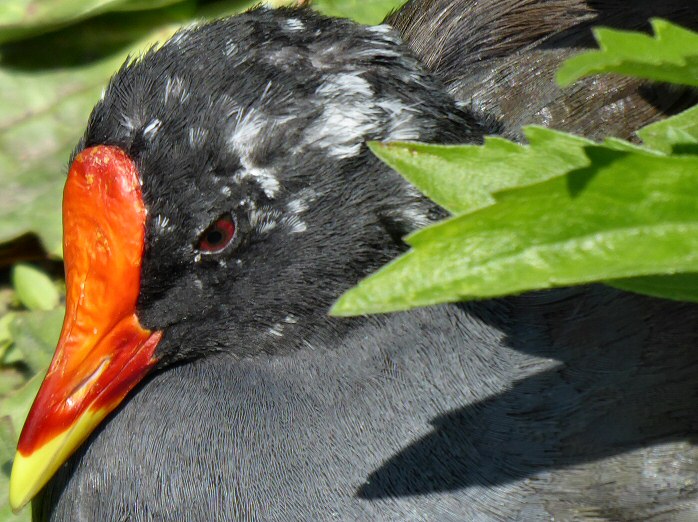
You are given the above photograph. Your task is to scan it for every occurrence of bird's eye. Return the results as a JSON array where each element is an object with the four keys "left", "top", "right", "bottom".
[{"left": 197, "top": 213, "right": 236, "bottom": 253}]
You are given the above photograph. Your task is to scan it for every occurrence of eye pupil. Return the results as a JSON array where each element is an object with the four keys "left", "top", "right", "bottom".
[
  {"left": 197, "top": 213, "right": 236, "bottom": 253},
  {"left": 206, "top": 230, "right": 224, "bottom": 245}
]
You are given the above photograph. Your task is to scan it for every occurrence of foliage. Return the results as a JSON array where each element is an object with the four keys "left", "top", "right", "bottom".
[
  {"left": 333, "top": 19, "right": 698, "bottom": 315},
  {"left": 557, "top": 19, "right": 698, "bottom": 87},
  {"left": 1, "top": 2, "right": 696, "bottom": 519},
  {"left": 0, "top": 1, "right": 406, "bottom": 519},
  {"left": 334, "top": 145, "right": 698, "bottom": 314}
]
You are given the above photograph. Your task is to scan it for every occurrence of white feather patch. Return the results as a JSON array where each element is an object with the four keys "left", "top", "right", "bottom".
[
  {"left": 228, "top": 110, "right": 281, "bottom": 198},
  {"left": 143, "top": 119, "right": 162, "bottom": 140},
  {"left": 284, "top": 18, "right": 305, "bottom": 32},
  {"left": 164, "top": 76, "right": 189, "bottom": 104},
  {"left": 302, "top": 73, "right": 380, "bottom": 159},
  {"left": 188, "top": 127, "right": 209, "bottom": 149}
]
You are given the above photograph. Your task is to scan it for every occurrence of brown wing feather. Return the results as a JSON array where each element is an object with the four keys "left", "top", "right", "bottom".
[{"left": 388, "top": 0, "right": 698, "bottom": 141}]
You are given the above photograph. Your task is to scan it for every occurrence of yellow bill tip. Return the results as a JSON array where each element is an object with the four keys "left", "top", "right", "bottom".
[{"left": 10, "top": 408, "right": 108, "bottom": 512}]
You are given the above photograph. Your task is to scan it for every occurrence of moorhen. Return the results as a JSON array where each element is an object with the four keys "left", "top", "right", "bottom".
[{"left": 10, "top": 1, "right": 698, "bottom": 520}]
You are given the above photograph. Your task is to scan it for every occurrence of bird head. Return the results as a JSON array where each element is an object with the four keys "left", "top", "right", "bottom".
[{"left": 9, "top": 7, "right": 483, "bottom": 511}]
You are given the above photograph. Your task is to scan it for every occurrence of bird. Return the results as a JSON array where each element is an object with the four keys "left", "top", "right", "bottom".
[{"left": 9, "top": 1, "right": 698, "bottom": 520}]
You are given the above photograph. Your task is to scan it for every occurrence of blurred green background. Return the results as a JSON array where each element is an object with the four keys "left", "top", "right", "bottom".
[{"left": 0, "top": 1, "right": 405, "bottom": 520}]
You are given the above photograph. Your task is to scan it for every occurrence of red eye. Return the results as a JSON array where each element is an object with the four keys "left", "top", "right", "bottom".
[{"left": 198, "top": 214, "right": 236, "bottom": 253}]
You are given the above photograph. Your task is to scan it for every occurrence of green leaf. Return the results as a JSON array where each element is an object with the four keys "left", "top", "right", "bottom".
[
  {"left": 11, "top": 264, "right": 59, "bottom": 312},
  {"left": 370, "top": 127, "right": 600, "bottom": 215},
  {"left": 0, "top": 373, "right": 43, "bottom": 445},
  {"left": 0, "top": 69, "right": 102, "bottom": 255},
  {"left": 0, "top": 416, "right": 15, "bottom": 470},
  {"left": 332, "top": 149, "right": 698, "bottom": 315},
  {"left": 0, "top": 1, "right": 284, "bottom": 257},
  {"left": 0, "top": 17, "right": 186, "bottom": 256},
  {"left": 313, "top": 0, "right": 407, "bottom": 24},
  {"left": 8, "top": 307, "right": 64, "bottom": 374},
  {"left": 0, "top": 307, "right": 62, "bottom": 504},
  {"left": 0, "top": 312, "right": 14, "bottom": 361},
  {"left": 194, "top": 0, "right": 263, "bottom": 19},
  {"left": 0, "top": 373, "right": 44, "bottom": 522},
  {"left": 557, "top": 19, "right": 698, "bottom": 87},
  {"left": 1, "top": 345, "right": 23, "bottom": 366},
  {"left": 113, "top": 0, "right": 192, "bottom": 12},
  {"left": 608, "top": 273, "right": 698, "bottom": 303},
  {"left": 0, "top": 368, "right": 24, "bottom": 397},
  {"left": 0, "top": 0, "right": 183, "bottom": 44},
  {"left": 0, "top": 414, "right": 29, "bottom": 522},
  {"left": 371, "top": 127, "right": 661, "bottom": 248},
  {"left": 636, "top": 104, "right": 698, "bottom": 155}
]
